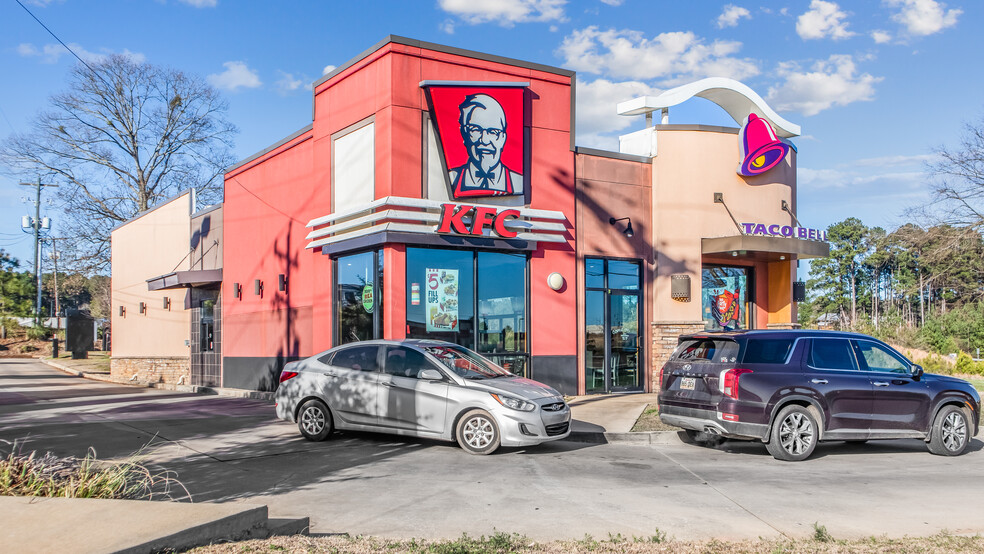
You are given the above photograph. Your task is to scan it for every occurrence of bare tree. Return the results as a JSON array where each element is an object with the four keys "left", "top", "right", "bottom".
[
  {"left": 1, "top": 55, "right": 237, "bottom": 272},
  {"left": 928, "top": 115, "right": 984, "bottom": 231}
]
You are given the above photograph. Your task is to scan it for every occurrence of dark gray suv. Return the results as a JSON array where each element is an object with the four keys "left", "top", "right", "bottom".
[{"left": 658, "top": 330, "right": 980, "bottom": 461}]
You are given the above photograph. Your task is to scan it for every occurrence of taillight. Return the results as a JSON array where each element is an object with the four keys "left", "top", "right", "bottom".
[
  {"left": 658, "top": 365, "right": 666, "bottom": 389},
  {"left": 719, "top": 368, "right": 753, "bottom": 400},
  {"left": 279, "top": 370, "right": 298, "bottom": 383}
]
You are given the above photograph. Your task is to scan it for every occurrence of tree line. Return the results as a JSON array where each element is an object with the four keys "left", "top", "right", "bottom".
[
  {"left": 0, "top": 249, "right": 109, "bottom": 327},
  {"left": 801, "top": 218, "right": 984, "bottom": 355}
]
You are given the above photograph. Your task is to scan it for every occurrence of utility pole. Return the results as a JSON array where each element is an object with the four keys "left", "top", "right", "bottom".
[
  {"left": 19, "top": 176, "right": 58, "bottom": 327},
  {"left": 51, "top": 238, "right": 60, "bottom": 333}
]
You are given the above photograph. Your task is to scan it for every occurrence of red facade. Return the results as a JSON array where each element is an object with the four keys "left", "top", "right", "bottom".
[{"left": 223, "top": 38, "right": 577, "bottom": 390}]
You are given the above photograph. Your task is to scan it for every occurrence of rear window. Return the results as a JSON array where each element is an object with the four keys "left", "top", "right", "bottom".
[
  {"left": 671, "top": 339, "right": 739, "bottom": 363},
  {"left": 742, "top": 339, "right": 794, "bottom": 364}
]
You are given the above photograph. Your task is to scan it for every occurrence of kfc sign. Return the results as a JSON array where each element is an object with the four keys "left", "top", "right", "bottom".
[
  {"left": 422, "top": 82, "right": 526, "bottom": 199},
  {"left": 437, "top": 203, "right": 521, "bottom": 239}
]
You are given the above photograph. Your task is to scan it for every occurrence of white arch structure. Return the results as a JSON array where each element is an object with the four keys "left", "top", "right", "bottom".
[{"left": 616, "top": 77, "right": 800, "bottom": 138}]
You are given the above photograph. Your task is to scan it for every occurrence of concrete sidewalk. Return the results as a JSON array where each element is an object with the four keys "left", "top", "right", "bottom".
[
  {"left": 567, "top": 392, "right": 682, "bottom": 444},
  {"left": 0, "top": 496, "right": 308, "bottom": 553}
]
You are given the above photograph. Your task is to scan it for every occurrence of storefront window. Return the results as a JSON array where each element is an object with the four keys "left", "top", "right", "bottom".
[
  {"left": 406, "top": 248, "right": 528, "bottom": 376},
  {"left": 336, "top": 250, "right": 383, "bottom": 344},
  {"left": 702, "top": 266, "right": 750, "bottom": 331},
  {"left": 584, "top": 258, "right": 642, "bottom": 393},
  {"left": 477, "top": 251, "right": 527, "bottom": 376},
  {"left": 406, "top": 248, "right": 474, "bottom": 347}
]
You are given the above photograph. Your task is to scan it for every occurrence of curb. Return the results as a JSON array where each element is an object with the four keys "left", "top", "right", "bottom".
[
  {"left": 567, "top": 430, "right": 684, "bottom": 445},
  {"left": 39, "top": 358, "right": 275, "bottom": 401}
]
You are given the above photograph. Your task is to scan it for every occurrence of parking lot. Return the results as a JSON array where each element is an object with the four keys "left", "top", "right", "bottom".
[{"left": 2, "top": 358, "right": 983, "bottom": 541}]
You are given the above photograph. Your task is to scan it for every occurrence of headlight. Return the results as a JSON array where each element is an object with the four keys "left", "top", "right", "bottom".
[{"left": 490, "top": 393, "right": 536, "bottom": 412}]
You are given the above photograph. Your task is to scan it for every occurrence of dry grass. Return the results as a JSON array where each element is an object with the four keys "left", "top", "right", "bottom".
[
  {"left": 0, "top": 441, "right": 187, "bottom": 500},
  {"left": 630, "top": 404, "right": 681, "bottom": 432},
  {"left": 49, "top": 351, "right": 111, "bottom": 373},
  {"left": 188, "top": 531, "right": 984, "bottom": 553}
]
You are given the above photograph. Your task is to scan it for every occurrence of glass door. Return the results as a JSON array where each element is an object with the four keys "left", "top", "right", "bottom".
[{"left": 584, "top": 258, "right": 642, "bottom": 393}]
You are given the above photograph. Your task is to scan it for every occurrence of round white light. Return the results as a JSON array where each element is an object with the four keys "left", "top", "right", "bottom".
[{"left": 547, "top": 272, "right": 565, "bottom": 291}]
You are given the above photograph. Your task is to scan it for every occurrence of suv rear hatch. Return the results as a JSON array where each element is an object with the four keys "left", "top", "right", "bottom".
[{"left": 660, "top": 336, "right": 740, "bottom": 409}]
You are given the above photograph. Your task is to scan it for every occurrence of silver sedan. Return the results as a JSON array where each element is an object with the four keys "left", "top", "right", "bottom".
[{"left": 274, "top": 339, "right": 571, "bottom": 454}]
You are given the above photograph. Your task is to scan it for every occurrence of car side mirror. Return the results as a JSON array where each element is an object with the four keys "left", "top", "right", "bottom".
[
  {"left": 419, "top": 369, "right": 444, "bottom": 381},
  {"left": 911, "top": 364, "right": 924, "bottom": 380}
]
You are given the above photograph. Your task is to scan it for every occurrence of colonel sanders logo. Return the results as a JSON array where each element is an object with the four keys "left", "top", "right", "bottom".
[
  {"left": 423, "top": 84, "right": 526, "bottom": 199},
  {"left": 712, "top": 288, "right": 742, "bottom": 330}
]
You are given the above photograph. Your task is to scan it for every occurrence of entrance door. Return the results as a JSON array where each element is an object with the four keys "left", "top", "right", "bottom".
[{"left": 585, "top": 259, "right": 642, "bottom": 393}]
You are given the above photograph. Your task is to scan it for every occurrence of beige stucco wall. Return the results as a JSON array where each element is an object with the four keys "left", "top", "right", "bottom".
[
  {"left": 110, "top": 192, "right": 193, "bottom": 358},
  {"left": 191, "top": 206, "right": 222, "bottom": 271},
  {"left": 651, "top": 126, "right": 796, "bottom": 323}
]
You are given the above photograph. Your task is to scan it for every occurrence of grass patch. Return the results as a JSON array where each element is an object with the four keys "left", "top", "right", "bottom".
[
  {"left": 49, "top": 351, "right": 111, "bottom": 373},
  {"left": 0, "top": 441, "right": 186, "bottom": 500},
  {"left": 187, "top": 531, "right": 984, "bottom": 553},
  {"left": 965, "top": 378, "right": 984, "bottom": 393},
  {"left": 630, "top": 404, "right": 682, "bottom": 432}
]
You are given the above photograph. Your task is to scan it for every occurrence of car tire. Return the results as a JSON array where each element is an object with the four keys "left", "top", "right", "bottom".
[
  {"left": 297, "top": 399, "right": 333, "bottom": 441},
  {"left": 456, "top": 409, "right": 500, "bottom": 455},
  {"left": 927, "top": 405, "right": 971, "bottom": 456},
  {"left": 766, "top": 405, "right": 820, "bottom": 462}
]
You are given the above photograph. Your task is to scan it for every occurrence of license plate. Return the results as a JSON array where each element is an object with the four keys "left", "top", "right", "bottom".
[{"left": 680, "top": 377, "right": 696, "bottom": 390}]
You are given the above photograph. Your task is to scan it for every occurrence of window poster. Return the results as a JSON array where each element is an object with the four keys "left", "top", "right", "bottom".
[
  {"left": 426, "top": 268, "right": 459, "bottom": 332},
  {"left": 702, "top": 267, "right": 748, "bottom": 331}
]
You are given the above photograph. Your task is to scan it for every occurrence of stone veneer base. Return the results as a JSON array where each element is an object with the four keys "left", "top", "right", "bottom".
[{"left": 111, "top": 356, "right": 191, "bottom": 385}]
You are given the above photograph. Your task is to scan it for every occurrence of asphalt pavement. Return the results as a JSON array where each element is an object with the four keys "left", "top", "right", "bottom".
[{"left": 3, "top": 358, "right": 984, "bottom": 543}]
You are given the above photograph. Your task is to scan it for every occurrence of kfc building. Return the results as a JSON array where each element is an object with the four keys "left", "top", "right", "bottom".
[{"left": 116, "top": 35, "right": 827, "bottom": 394}]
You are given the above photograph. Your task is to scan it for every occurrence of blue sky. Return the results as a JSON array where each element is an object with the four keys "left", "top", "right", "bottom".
[{"left": 0, "top": 0, "right": 979, "bottom": 269}]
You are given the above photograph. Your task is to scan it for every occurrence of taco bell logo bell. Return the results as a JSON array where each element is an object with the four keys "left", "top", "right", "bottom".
[{"left": 422, "top": 83, "right": 526, "bottom": 199}]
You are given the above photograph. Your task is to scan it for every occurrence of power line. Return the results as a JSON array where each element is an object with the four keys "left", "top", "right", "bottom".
[{"left": 14, "top": 0, "right": 98, "bottom": 75}]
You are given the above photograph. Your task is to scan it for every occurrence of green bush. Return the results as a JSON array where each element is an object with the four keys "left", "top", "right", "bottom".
[
  {"left": 25, "top": 325, "right": 50, "bottom": 341},
  {"left": 918, "top": 353, "right": 954, "bottom": 375},
  {"left": 954, "top": 352, "right": 984, "bottom": 376}
]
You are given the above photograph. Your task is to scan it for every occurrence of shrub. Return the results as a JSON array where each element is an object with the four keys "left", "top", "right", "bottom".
[
  {"left": 954, "top": 352, "right": 984, "bottom": 376},
  {"left": 26, "top": 325, "right": 50, "bottom": 341},
  {"left": 919, "top": 353, "right": 954, "bottom": 375}
]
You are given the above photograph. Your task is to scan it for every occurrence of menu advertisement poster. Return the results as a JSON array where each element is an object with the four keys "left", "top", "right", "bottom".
[{"left": 425, "top": 268, "right": 459, "bottom": 332}]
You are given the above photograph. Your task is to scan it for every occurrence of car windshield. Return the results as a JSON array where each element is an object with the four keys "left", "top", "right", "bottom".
[{"left": 423, "top": 345, "right": 512, "bottom": 379}]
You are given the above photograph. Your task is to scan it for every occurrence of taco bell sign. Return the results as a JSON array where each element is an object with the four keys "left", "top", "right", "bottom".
[{"left": 741, "top": 222, "right": 828, "bottom": 242}]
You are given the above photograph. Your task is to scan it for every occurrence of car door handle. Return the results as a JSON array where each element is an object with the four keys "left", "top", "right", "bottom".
[
  {"left": 322, "top": 371, "right": 336, "bottom": 377},
  {"left": 873, "top": 381, "right": 890, "bottom": 387},
  {"left": 811, "top": 379, "right": 828, "bottom": 385},
  {"left": 381, "top": 381, "right": 396, "bottom": 388}
]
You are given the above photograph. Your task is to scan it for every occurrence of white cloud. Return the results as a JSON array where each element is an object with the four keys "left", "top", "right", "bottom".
[
  {"left": 179, "top": 0, "right": 217, "bottom": 7},
  {"left": 853, "top": 153, "right": 937, "bottom": 167},
  {"left": 275, "top": 71, "right": 308, "bottom": 94},
  {"left": 600, "top": 0, "right": 623, "bottom": 5},
  {"left": 796, "top": 1, "right": 855, "bottom": 40},
  {"left": 438, "top": 0, "right": 565, "bottom": 26},
  {"left": 767, "top": 55, "right": 882, "bottom": 116},
  {"left": 574, "top": 77, "right": 660, "bottom": 149},
  {"left": 440, "top": 19, "right": 455, "bottom": 34},
  {"left": 557, "top": 26, "right": 759, "bottom": 85},
  {"left": 207, "top": 61, "right": 262, "bottom": 91},
  {"left": 17, "top": 42, "right": 145, "bottom": 64},
  {"left": 717, "top": 5, "right": 751, "bottom": 28},
  {"left": 887, "top": 0, "right": 961, "bottom": 37},
  {"left": 871, "top": 30, "right": 893, "bottom": 43},
  {"left": 322, "top": 64, "right": 337, "bottom": 76}
]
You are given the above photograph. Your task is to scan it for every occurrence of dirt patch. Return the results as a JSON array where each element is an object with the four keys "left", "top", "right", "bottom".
[
  {"left": 631, "top": 404, "right": 681, "bottom": 432},
  {"left": 187, "top": 531, "right": 984, "bottom": 553}
]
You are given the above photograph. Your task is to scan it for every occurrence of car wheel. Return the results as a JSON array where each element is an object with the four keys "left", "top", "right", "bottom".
[
  {"left": 927, "top": 405, "right": 970, "bottom": 456},
  {"left": 456, "top": 409, "right": 500, "bottom": 455},
  {"left": 297, "top": 399, "right": 333, "bottom": 441},
  {"left": 767, "top": 405, "right": 819, "bottom": 461}
]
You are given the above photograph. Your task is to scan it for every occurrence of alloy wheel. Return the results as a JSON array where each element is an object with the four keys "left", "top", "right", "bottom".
[
  {"left": 462, "top": 416, "right": 495, "bottom": 449},
  {"left": 779, "top": 412, "right": 814, "bottom": 456},
  {"left": 941, "top": 412, "right": 967, "bottom": 452},
  {"left": 301, "top": 406, "right": 326, "bottom": 435}
]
